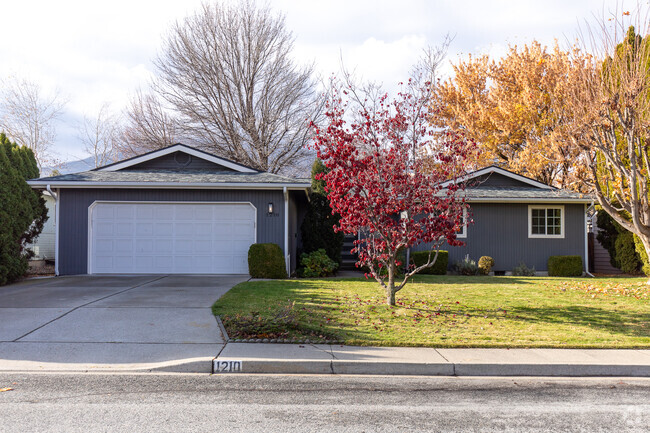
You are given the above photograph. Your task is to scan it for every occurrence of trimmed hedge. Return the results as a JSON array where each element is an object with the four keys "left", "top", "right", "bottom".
[
  {"left": 547, "top": 255, "right": 583, "bottom": 277},
  {"left": 248, "top": 243, "right": 287, "bottom": 279},
  {"left": 409, "top": 250, "right": 448, "bottom": 275},
  {"left": 614, "top": 231, "right": 641, "bottom": 274}
]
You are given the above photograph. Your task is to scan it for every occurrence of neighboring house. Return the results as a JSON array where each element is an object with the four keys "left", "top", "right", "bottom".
[
  {"left": 25, "top": 191, "right": 56, "bottom": 261},
  {"left": 27, "top": 144, "right": 310, "bottom": 276},
  {"left": 413, "top": 166, "right": 593, "bottom": 274}
]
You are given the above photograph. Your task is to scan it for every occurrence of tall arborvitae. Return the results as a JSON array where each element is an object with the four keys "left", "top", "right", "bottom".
[{"left": 0, "top": 133, "right": 48, "bottom": 285}]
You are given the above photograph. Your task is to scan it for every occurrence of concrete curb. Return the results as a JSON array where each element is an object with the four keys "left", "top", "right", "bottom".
[
  {"left": 214, "top": 316, "right": 230, "bottom": 342},
  {"left": 0, "top": 357, "right": 214, "bottom": 373},
  {"left": 213, "top": 344, "right": 650, "bottom": 377}
]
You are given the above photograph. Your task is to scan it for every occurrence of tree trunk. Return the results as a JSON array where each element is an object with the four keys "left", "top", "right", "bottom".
[
  {"left": 639, "top": 235, "right": 650, "bottom": 285},
  {"left": 386, "top": 261, "right": 396, "bottom": 306}
]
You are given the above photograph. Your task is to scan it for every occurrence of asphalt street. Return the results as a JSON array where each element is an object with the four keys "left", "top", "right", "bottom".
[{"left": 1, "top": 374, "right": 648, "bottom": 432}]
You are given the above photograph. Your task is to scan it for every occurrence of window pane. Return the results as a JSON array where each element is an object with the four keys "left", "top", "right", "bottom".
[
  {"left": 532, "top": 208, "right": 545, "bottom": 234},
  {"left": 530, "top": 208, "right": 562, "bottom": 236}
]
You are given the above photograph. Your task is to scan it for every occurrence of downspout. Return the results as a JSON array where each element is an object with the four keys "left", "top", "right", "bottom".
[
  {"left": 283, "top": 187, "right": 290, "bottom": 276},
  {"left": 46, "top": 185, "right": 59, "bottom": 277},
  {"left": 585, "top": 201, "right": 595, "bottom": 277}
]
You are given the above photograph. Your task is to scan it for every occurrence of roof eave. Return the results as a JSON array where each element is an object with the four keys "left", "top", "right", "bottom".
[{"left": 27, "top": 180, "right": 311, "bottom": 190}]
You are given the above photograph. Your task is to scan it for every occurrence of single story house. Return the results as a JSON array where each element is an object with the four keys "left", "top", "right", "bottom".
[
  {"left": 413, "top": 166, "right": 593, "bottom": 274},
  {"left": 27, "top": 143, "right": 310, "bottom": 276}
]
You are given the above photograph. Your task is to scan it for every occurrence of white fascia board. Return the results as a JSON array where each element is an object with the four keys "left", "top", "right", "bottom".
[
  {"left": 440, "top": 167, "right": 554, "bottom": 190},
  {"left": 467, "top": 197, "right": 593, "bottom": 203},
  {"left": 97, "top": 144, "right": 257, "bottom": 173},
  {"left": 27, "top": 180, "right": 310, "bottom": 190}
]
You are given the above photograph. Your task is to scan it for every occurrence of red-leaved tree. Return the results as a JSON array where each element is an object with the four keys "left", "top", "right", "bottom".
[{"left": 313, "top": 78, "right": 474, "bottom": 305}]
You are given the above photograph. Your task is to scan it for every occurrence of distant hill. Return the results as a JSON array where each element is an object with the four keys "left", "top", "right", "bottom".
[{"left": 42, "top": 156, "right": 119, "bottom": 177}]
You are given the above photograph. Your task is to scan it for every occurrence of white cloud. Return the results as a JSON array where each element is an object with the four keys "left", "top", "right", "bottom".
[{"left": 0, "top": 0, "right": 625, "bottom": 163}]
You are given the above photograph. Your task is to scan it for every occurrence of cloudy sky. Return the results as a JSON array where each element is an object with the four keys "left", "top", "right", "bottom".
[{"left": 0, "top": 0, "right": 618, "bottom": 163}]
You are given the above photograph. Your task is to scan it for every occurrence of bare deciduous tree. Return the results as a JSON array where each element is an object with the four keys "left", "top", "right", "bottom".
[
  {"left": 120, "top": 89, "right": 179, "bottom": 158},
  {"left": 78, "top": 103, "right": 121, "bottom": 168},
  {"left": 153, "top": 0, "right": 321, "bottom": 173},
  {"left": 561, "top": 7, "right": 650, "bottom": 274},
  {"left": 0, "top": 77, "right": 66, "bottom": 170}
]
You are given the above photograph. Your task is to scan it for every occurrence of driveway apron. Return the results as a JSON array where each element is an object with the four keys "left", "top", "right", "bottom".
[{"left": 0, "top": 275, "right": 247, "bottom": 372}]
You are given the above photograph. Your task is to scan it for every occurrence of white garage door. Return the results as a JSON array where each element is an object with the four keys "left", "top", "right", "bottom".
[{"left": 89, "top": 202, "right": 256, "bottom": 274}]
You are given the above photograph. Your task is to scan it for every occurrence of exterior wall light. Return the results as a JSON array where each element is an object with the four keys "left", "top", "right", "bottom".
[{"left": 268, "top": 202, "right": 274, "bottom": 214}]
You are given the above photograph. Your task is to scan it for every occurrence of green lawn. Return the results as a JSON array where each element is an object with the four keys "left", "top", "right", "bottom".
[{"left": 212, "top": 275, "right": 650, "bottom": 348}]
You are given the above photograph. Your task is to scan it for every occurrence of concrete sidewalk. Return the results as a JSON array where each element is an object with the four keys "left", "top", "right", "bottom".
[{"left": 213, "top": 343, "right": 650, "bottom": 377}]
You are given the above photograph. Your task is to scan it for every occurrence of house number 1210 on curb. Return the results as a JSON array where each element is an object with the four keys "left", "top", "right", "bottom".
[{"left": 214, "top": 360, "right": 242, "bottom": 373}]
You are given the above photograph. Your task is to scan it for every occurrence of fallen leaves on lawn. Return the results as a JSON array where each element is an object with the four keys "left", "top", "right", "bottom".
[{"left": 559, "top": 282, "right": 649, "bottom": 300}]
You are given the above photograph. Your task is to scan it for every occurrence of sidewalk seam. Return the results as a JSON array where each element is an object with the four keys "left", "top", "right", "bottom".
[{"left": 12, "top": 275, "right": 168, "bottom": 342}]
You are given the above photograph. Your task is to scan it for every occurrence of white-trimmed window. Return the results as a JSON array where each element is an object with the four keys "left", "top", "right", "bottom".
[
  {"left": 528, "top": 205, "right": 564, "bottom": 238},
  {"left": 456, "top": 208, "right": 467, "bottom": 238}
]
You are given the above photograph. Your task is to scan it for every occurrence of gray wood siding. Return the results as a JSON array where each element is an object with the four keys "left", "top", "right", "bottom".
[
  {"left": 58, "top": 188, "right": 286, "bottom": 275},
  {"left": 122, "top": 152, "right": 238, "bottom": 172},
  {"left": 414, "top": 203, "right": 587, "bottom": 272}
]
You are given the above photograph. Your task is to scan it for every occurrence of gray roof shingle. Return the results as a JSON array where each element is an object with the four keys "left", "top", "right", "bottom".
[
  {"left": 29, "top": 169, "right": 309, "bottom": 185},
  {"left": 463, "top": 186, "right": 590, "bottom": 201}
]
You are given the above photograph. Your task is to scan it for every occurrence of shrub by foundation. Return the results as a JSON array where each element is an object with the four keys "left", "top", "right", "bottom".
[
  {"left": 248, "top": 243, "right": 287, "bottom": 279},
  {"left": 547, "top": 255, "right": 583, "bottom": 277}
]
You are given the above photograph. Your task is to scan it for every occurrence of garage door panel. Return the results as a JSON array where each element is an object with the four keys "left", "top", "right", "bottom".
[
  {"left": 233, "top": 255, "right": 248, "bottom": 270},
  {"left": 95, "top": 239, "right": 114, "bottom": 253},
  {"left": 175, "top": 206, "right": 195, "bottom": 219},
  {"left": 114, "top": 256, "right": 134, "bottom": 270},
  {"left": 175, "top": 223, "right": 193, "bottom": 236},
  {"left": 114, "top": 239, "right": 134, "bottom": 253},
  {"left": 136, "top": 206, "right": 154, "bottom": 219},
  {"left": 134, "top": 256, "right": 154, "bottom": 270},
  {"left": 153, "top": 222, "right": 173, "bottom": 235},
  {"left": 195, "top": 207, "right": 213, "bottom": 220},
  {"left": 153, "top": 205, "right": 174, "bottom": 219},
  {"left": 154, "top": 256, "right": 173, "bottom": 269},
  {"left": 195, "top": 222, "right": 212, "bottom": 235},
  {"left": 136, "top": 239, "right": 153, "bottom": 253},
  {"left": 195, "top": 240, "right": 212, "bottom": 253},
  {"left": 155, "top": 239, "right": 173, "bottom": 252},
  {"left": 115, "top": 206, "right": 134, "bottom": 219},
  {"left": 95, "top": 222, "right": 115, "bottom": 236},
  {"left": 136, "top": 223, "right": 154, "bottom": 236},
  {"left": 115, "top": 223, "right": 134, "bottom": 236},
  {"left": 174, "top": 239, "right": 193, "bottom": 253},
  {"left": 212, "top": 224, "right": 232, "bottom": 236},
  {"left": 214, "top": 256, "right": 235, "bottom": 273},
  {"left": 91, "top": 202, "right": 257, "bottom": 274},
  {"left": 94, "top": 205, "right": 115, "bottom": 219},
  {"left": 233, "top": 222, "right": 255, "bottom": 236},
  {"left": 213, "top": 241, "right": 233, "bottom": 254},
  {"left": 214, "top": 207, "right": 232, "bottom": 219}
]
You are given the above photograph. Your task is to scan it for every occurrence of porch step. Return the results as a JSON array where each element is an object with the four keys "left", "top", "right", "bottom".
[{"left": 340, "top": 234, "right": 358, "bottom": 270}]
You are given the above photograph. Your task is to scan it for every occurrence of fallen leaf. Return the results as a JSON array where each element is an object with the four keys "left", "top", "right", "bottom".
[{"left": 0, "top": 387, "right": 14, "bottom": 392}]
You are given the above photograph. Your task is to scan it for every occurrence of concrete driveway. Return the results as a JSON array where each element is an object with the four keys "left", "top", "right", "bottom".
[{"left": 0, "top": 275, "right": 248, "bottom": 372}]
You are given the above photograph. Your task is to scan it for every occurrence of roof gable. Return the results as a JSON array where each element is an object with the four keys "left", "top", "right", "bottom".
[
  {"left": 442, "top": 166, "right": 554, "bottom": 190},
  {"left": 96, "top": 144, "right": 258, "bottom": 173}
]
